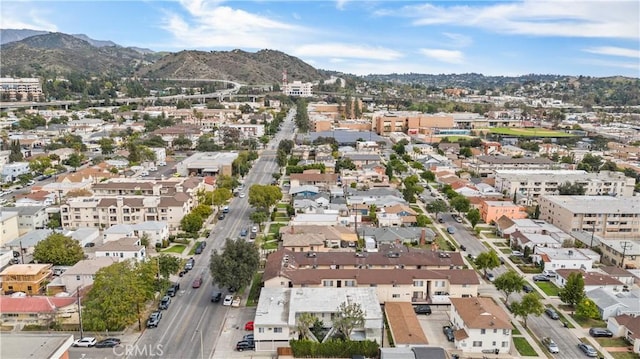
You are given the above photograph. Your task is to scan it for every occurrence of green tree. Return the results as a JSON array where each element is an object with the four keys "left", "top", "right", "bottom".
[
  {"left": 29, "top": 156, "right": 52, "bottom": 174},
  {"left": 33, "top": 233, "right": 84, "bottom": 266},
  {"left": 420, "top": 170, "right": 436, "bottom": 182},
  {"left": 98, "top": 137, "right": 115, "bottom": 155},
  {"left": 510, "top": 293, "right": 544, "bottom": 328},
  {"left": 209, "top": 238, "right": 260, "bottom": 291},
  {"left": 156, "top": 254, "right": 182, "bottom": 279},
  {"left": 466, "top": 209, "right": 481, "bottom": 228},
  {"left": 494, "top": 270, "right": 525, "bottom": 302},
  {"left": 416, "top": 214, "right": 430, "bottom": 227},
  {"left": 368, "top": 204, "right": 378, "bottom": 226},
  {"left": 8, "top": 140, "right": 23, "bottom": 162},
  {"left": 427, "top": 200, "right": 449, "bottom": 221},
  {"left": 459, "top": 147, "right": 473, "bottom": 158},
  {"left": 475, "top": 251, "right": 501, "bottom": 278},
  {"left": 250, "top": 210, "right": 269, "bottom": 230},
  {"left": 191, "top": 204, "right": 213, "bottom": 220},
  {"left": 172, "top": 135, "right": 192, "bottom": 150},
  {"left": 181, "top": 213, "right": 203, "bottom": 234},
  {"left": 450, "top": 196, "right": 470, "bottom": 214},
  {"left": 559, "top": 272, "right": 585, "bottom": 308},
  {"left": 216, "top": 175, "right": 239, "bottom": 191},
  {"left": 212, "top": 188, "right": 232, "bottom": 209},
  {"left": 332, "top": 301, "right": 365, "bottom": 340},
  {"left": 296, "top": 312, "right": 317, "bottom": 341},
  {"left": 66, "top": 152, "right": 84, "bottom": 170},
  {"left": 557, "top": 181, "right": 586, "bottom": 195},
  {"left": 248, "top": 184, "right": 283, "bottom": 212},
  {"left": 575, "top": 298, "right": 600, "bottom": 319}
]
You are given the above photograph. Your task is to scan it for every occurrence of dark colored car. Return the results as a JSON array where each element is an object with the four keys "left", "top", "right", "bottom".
[
  {"left": 243, "top": 334, "right": 254, "bottom": 342},
  {"left": 438, "top": 218, "right": 444, "bottom": 223},
  {"left": 413, "top": 305, "right": 432, "bottom": 315},
  {"left": 240, "top": 228, "right": 248, "bottom": 237},
  {"left": 589, "top": 328, "right": 613, "bottom": 337},
  {"left": 545, "top": 308, "right": 560, "bottom": 320},
  {"left": 167, "top": 282, "right": 180, "bottom": 297},
  {"left": 442, "top": 326, "right": 455, "bottom": 342},
  {"left": 146, "top": 311, "right": 162, "bottom": 328},
  {"left": 95, "top": 339, "right": 121, "bottom": 348},
  {"left": 159, "top": 295, "right": 171, "bottom": 310},
  {"left": 211, "top": 291, "right": 222, "bottom": 303},
  {"left": 533, "top": 274, "right": 550, "bottom": 282},
  {"left": 218, "top": 213, "right": 225, "bottom": 220},
  {"left": 236, "top": 340, "right": 255, "bottom": 351},
  {"left": 459, "top": 245, "right": 466, "bottom": 251},
  {"left": 195, "top": 242, "right": 205, "bottom": 255},
  {"left": 249, "top": 232, "right": 257, "bottom": 240},
  {"left": 523, "top": 285, "right": 534, "bottom": 293}
]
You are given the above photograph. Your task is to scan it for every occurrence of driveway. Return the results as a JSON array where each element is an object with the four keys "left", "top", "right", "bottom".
[{"left": 417, "top": 308, "right": 454, "bottom": 349}]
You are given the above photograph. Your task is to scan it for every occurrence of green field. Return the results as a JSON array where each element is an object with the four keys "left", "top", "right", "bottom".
[{"left": 488, "top": 127, "right": 575, "bottom": 137}]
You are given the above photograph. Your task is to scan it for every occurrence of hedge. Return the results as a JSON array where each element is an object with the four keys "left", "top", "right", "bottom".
[{"left": 290, "top": 339, "right": 379, "bottom": 358}]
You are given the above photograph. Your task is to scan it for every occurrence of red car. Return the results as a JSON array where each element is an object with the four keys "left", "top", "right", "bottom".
[
  {"left": 244, "top": 321, "right": 254, "bottom": 331},
  {"left": 192, "top": 277, "right": 202, "bottom": 288}
]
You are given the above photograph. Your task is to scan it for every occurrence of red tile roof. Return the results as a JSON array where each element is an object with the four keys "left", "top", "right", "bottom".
[{"left": 0, "top": 296, "right": 76, "bottom": 314}]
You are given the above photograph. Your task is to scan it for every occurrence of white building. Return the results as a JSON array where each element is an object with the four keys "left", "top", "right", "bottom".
[
  {"left": 449, "top": 297, "right": 513, "bottom": 354},
  {"left": 282, "top": 81, "right": 313, "bottom": 97},
  {"left": 48, "top": 257, "right": 118, "bottom": 293},
  {"left": 95, "top": 237, "right": 146, "bottom": 262},
  {"left": 0, "top": 206, "right": 48, "bottom": 236},
  {"left": 252, "top": 287, "right": 383, "bottom": 352},
  {"left": 1, "top": 162, "right": 30, "bottom": 183},
  {"left": 532, "top": 247, "right": 599, "bottom": 272}
]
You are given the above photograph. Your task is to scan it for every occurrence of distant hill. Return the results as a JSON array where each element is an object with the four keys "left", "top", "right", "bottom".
[
  {"left": 0, "top": 32, "right": 159, "bottom": 76},
  {"left": 0, "top": 29, "right": 49, "bottom": 44},
  {"left": 136, "top": 49, "right": 324, "bottom": 84}
]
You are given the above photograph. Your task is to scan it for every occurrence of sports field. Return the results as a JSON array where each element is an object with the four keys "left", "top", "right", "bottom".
[{"left": 488, "top": 127, "right": 574, "bottom": 137}]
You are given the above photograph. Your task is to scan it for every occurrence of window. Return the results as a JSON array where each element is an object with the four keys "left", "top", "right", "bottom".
[
  {"left": 473, "top": 341, "right": 482, "bottom": 347},
  {"left": 413, "top": 281, "right": 424, "bottom": 287},
  {"left": 502, "top": 341, "right": 509, "bottom": 347},
  {"left": 323, "top": 280, "right": 333, "bottom": 287},
  {"left": 345, "top": 280, "right": 355, "bottom": 287},
  {"left": 481, "top": 329, "right": 486, "bottom": 334},
  {"left": 258, "top": 328, "right": 264, "bottom": 333},
  {"left": 76, "top": 275, "right": 81, "bottom": 280},
  {"left": 503, "top": 329, "right": 510, "bottom": 335},
  {"left": 492, "top": 341, "right": 496, "bottom": 346},
  {"left": 493, "top": 329, "right": 497, "bottom": 333},
  {"left": 392, "top": 294, "right": 400, "bottom": 298},
  {"left": 274, "top": 327, "right": 282, "bottom": 333}
]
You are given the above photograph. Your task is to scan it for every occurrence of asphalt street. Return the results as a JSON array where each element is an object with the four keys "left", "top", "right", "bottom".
[{"left": 68, "top": 109, "right": 296, "bottom": 359}]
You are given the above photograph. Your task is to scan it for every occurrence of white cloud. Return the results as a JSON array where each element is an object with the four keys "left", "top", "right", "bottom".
[
  {"left": 336, "top": 0, "right": 348, "bottom": 11},
  {"left": 378, "top": 0, "right": 639, "bottom": 40},
  {"left": 419, "top": 48, "right": 464, "bottom": 64},
  {"left": 0, "top": 4, "right": 58, "bottom": 31},
  {"left": 442, "top": 32, "right": 472, "bottom": 47},
  {"left": 293, "top": 43, "right": 403, "bottom": 61},
  {"left": 583, "top": 46, "right": 640, "bottom": 58}
]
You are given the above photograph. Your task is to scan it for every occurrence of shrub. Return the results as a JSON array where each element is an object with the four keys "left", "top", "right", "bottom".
[{"left": 290, "top": 339, "right": 379, "bottom": 358}]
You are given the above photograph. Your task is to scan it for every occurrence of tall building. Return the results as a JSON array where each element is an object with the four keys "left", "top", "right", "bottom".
[{"left": 0, "top": 78, "right": 42, "bottom": 101}]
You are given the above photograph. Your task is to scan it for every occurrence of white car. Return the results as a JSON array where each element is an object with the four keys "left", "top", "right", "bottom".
[
  {"left": 223, "top": 295, "right": 234, "bottom": 306},
  {"left": 239, "top": 192, "right": 246, "bottom": 198},
  {"left": 251, "top": 226, "right": 258, "bottom": 233},
  {"left": 73, "top": 337, "right": 97, "bottom": 347}
]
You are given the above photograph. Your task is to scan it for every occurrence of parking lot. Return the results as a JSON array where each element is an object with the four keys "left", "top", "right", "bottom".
[{"left": 417, "top": 306, "right": 455, "bottom": 349}]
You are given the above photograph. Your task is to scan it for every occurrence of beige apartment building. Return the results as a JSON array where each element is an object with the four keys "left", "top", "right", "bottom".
[
  {"left": 539, "top": 195, "right": 640, "bottom": 239},
  {"left": 373, "top": 112, "right": 454, "bottom": 135},
  {"left": 60, "top": 195, "right": 191, "bottom": 231},
  {"left": 495, "top": 170, "right": 636, "bottom": 205}
]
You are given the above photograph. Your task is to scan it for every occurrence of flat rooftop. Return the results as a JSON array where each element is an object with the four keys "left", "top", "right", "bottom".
[
  {"left": 541, "top": 195, "right": 640, "bottom": 214},
  {"left": 0, "top": 334, "right": 74, "bottom": 359}
]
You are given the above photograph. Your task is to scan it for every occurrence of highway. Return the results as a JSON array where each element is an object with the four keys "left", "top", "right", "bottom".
[{"left": 67, "top": 109, "right": 296, "bottom": 359}]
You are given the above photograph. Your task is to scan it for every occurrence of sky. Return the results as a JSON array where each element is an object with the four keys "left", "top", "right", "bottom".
[{"left": 2, "top": 0, "right": 639, "bottom": 77}]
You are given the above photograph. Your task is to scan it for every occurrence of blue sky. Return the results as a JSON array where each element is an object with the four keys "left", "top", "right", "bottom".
[{"left": 2, "top": 0, "right": 639, "bottom": 77}]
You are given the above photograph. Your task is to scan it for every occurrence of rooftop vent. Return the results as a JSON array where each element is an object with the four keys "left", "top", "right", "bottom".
[
  {"left": 306, "top": 252, "right": 317, "bottom": 258},
  {"left": 387, "top": 252, "right": 400, "bottom": 258}
]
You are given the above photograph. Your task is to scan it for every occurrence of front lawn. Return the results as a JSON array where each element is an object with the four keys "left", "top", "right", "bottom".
[
  {"left": 262, "top": 241, "right": 279, "bottom": 250},
  {"left": 245, "top": 272, "right": 263, "bottom": 307},
  {"left": 161, "top": 245, "right": 186, "bottom": 254},
  {"left": 597, "top": 338, "right": 631, "bottom": 347},
  {"left": 535, "top": 281, "right": 560, "bottom": 296},
  {"left": 611, "top": 352, "right": 640, "bottom": 359},
  {"left": 500, "top": 248, "right": 512, "bottom": 254},
  {"left": 268, "top": 222, "right": 287, "bottom": 235},
  {"left": 573, "top": 316, "right": 607, "bottom": 328},
  {"left": 513, "top": 337, "right": 537, "bottom": 356}
]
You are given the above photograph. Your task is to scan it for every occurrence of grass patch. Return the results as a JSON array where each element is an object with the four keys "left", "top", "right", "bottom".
[
  {"left": 481, "top": 241, "right": 492, "bottom": 249},
  {"left": 262, "top": 241, "right": 279, "bottom": 250},
  {"left": 483, "top": 232, "right": 500, "bottom": 239},
  {"left": 245, "top": 272, "right": 263, "bottom": 307},
  {"left": 611, "top": 353, "right": 640, "bottom": 359},
  {"left": 276, "top": 203, "right": 288, "bottom": 209},
  {"left": 513, "top": 337, "right": 538, "bottom": 356},
  {"left": 441, "top": 135, "right": 473, "bottom": 142},
  {"left": 409, "top": 205, "right": 424, "bottom": 214},
  {"left": 500, "top": 248, "right": 513, "bottom": 254},
  {"left": 488, "top": 127, "right": 575, "bottom": 137},
  {"left": 535, "top": 281, "right": 561, "bottom": 296},
  {"left": 511, "top": 324, "right": 521, "bottom": 335},
  {"left": 435, "top": 236, "right": 456, "bottom": 251},
  {"left": 518, "top": 265, "right": 543, "bottom": 274},
  {"left": 268, "top": 222, "right": 287, "bottom": 235},
  {"left": 573, "top": 315, "right": 607, "bottom": 328},
  {"left": 188, "top": 241, "right": 204, "bottom": 255},
  {"left": 596, "top": 337, "right": 632, "bottom": 347},
  {"left": 161, "top": 244, "right": 186, "bottom": 254}
]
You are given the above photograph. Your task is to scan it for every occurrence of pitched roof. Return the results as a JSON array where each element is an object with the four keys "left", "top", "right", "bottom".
[
  {"left": 384, "top": 302, "right": 429, "bottom": 345},
  {"left": 450, "top": 297, "right": 512, "bottom": 330},
  {"left": 556, "top": 269, "right": 624, "bottom": 286},
  {"left": 601, "top": 266, "right": 634, "bottom": 277},
  {"left": 290, "top": 173, "right": 338, "bottom": 182},
  {"left": 282, "top": 233, "right": 325, "bottom": 247},
  {"left": 612, "top": 315, "right": 640, "bottom": 340},
  {"left": 0, "top": 296, "right": 76, "bottom": 314}
]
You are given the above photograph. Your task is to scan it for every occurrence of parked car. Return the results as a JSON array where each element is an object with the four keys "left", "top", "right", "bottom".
[
  {"left": 542, "top": 337, "right": 559, "bottom": 354},
  {"left": 413, "top": 305, "right": 432, "bottom": 315},
  {"left": 240, "top": 228, "right": 248, "bottom": 237},
  {"left": 442, "top": 325, "right": 455, "bottom": 342},
  {"left": 523, "top": 285, "right": 534, "bottom": 293},
  {"left": 245, "top": 321, "right": 254, "bottom": 331},
  {"left": 236, "top": 340, "right": 255, "bottom": 351},
  {"left": 239, "top": 192, "right": 246, "bottom": 198},
  {"left": 185, "top": 258, "right": 195, "bottom": 271},
  {"left": 447, "top": 226, "right": 456, "bottom": 234},
  {"left": 218, "top": 213, "right": 225, "bottom": 220},
  {"left": 249, "top": 232, "right": 257, "bottom": 240},
  {"left": 438, "top": 217, "right": 444, "bottom": 223},
  {"left": 222, "top": 206, "right": 230, "bottom": 214},
  {"left": 545, "top": 308, "right": 560, "bottom": 320},
  {"left": 543, "top": 270, "right": 557, "bottom": 278},
  {"left": 459, "top": 245, "right": 466, "bottom": 251},
  {"left": 158, "top": 295, "right": 171, "bottom": 310},
  {"left": 223, "top": 294, "right": 234, "bottom": 306},
  {"left": 243, "top": 334, "right": 254, "bottom": 342},
  {"left": 73, "top": 337, "right": 97, "bottom": 347},
  {"left": 533, "top": 274, "right": 550, "bottom": 282},
  {"left": 512, "top": 251, "right": 524, "bottom": 257},
  {"left": 192, "top": 277, "right": 202, "bottom": 288},
  {"left": 95, "top": 339, "right": 121, "bottom": 348},
  {"left": 195, "top": 245, "right": 204, "bottom": 255},
  {"left": 211, "top": 291, "right": 222, "bottom": 303},
  {"left": 146, "top": 311, "right": 162, "bottom": 328},
  {"left": 578, "top": 343, "right": 598, "bottom": 357},
  {"left": 453, "top": 215, "right": 463, "bottom": 223},
  {"left": 589, "top": 328, "right": 613, "bottom": 337},
  {"left": 251, "top": 225, "right": 258, "bottom": 233},
  {"left": 486, "top": 272, "right": 495, "bottom": 282}
]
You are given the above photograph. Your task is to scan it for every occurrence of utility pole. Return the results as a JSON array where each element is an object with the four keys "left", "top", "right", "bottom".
[
  {"left": 620, "top": 242, "right": 633, "bottom": 269},
  {"left": 589, "top": 221, "right": 596, "bottom": 248},
  {"left": 77, "top": 286, "right": 84, "bottom": 338}
]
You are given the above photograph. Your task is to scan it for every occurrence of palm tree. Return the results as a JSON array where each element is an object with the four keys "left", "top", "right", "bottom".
[{"left": 295, "top": 312, "right": 316, "bottom": 340}]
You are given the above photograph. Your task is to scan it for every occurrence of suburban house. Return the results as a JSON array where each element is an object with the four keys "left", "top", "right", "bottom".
[
  {"left": 342, "top": 153, "right": 382, "bottom": 169},
  {"left": 0, "top": 206, "right": 49, "bottom": 235},
  {"left": 554, "top": 269, "right": 624, "bottom": 292},
  {"left": 449, "top": 297, "right": 513, "bottom": 354},
  {"left": 46, "top": 257, "right": 118, "bottom": 295},
  {"left": 480, "top": 201, "right": 527, "bottom": 224},
  {"left": 281, "top": 232, "right": 327, "bottom": 253},
  {"left": 600, "top": 266, "right": 637, "bottom": 286},
  {"left": 380, "top": 204, "right": 418, "bottom": 227},
  {"left": 0, "top": 264, "right": 52, "bottom": 295},
  {"left": 94, "top": 237, "right": 146, "bottom": 262},
  {"left": 509, "top": 230, "right": 564, "bottom": 251},
  {"left": 14, "top": 191, "right": 57, "bottom": 207},
  {"left": 531, "top": 247, "right": 599, "bottom": 272},
  {"left": 252, "top": 287, "right": 383, "bottom": 351},
  {"left": 538, "top": 195, "right": 640, "bottom": 239},
  {"left": 495, "top": 217, "right": 568, "bottom": 240},
  {"left": 289, "top": 172, "right": 339, "bottom": 190},
  {"left": 383, "top": 302, "right": 429, "bottom": 347},
  {"left": 279, "top": 225, "right": 358, "bottom": 249},
  {"left": 0, "top": 296, "right": 77, "bottom": 326},
  {"left": 587, "top": 288, "right": 640, "bottom": 320},
  {"left": 175, "top": 151, "right": 238, "bottom": 177},
  {"left": 607, "top": 315, "right": 640, "bottom": 354},
  {"left": 359, "top": 227, "right": 437, "bottom": 248},
  {"left": 6, "top": 229, "right": 53, "bottom": 255}
]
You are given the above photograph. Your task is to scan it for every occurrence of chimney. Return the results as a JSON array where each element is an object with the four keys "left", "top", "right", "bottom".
[{"left": 420, "top": 228, "right": 426, "bottom": 246}]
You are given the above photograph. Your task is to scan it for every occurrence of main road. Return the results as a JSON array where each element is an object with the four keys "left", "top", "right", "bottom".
[{"left": 68, "top": 109, "right": 296, "bottom": 359}]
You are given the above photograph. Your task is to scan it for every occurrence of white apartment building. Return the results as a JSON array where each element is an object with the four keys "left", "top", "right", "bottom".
[
  {"left": 1, "top": 162, "right": 30, "bottom": 183},
  {"left": 0, "top": 77, "right": 42, "bottom": 101},
  {"left": 282, "top": 81, "right": 313, "bottom": 97},
  {"left": 531, "top": 247, "right": 599, "bottom": 272},
  {"left": 450, "top": 297, "right": 513, "bottom": 354},
  {"left": 494, "top": 170, "right": 635, "bottom": 205},
  {"left": 95, "top": 237, "right": 146, "bottom": 262},
  {"left": 539, "top": 195, "right": 640, "bottom": 239}
]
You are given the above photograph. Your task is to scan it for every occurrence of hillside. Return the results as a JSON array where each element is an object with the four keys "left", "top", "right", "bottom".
[{"left": 136, "top": 49, "right": 324, "bottom": 84}]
